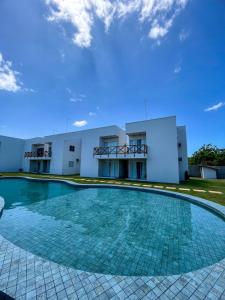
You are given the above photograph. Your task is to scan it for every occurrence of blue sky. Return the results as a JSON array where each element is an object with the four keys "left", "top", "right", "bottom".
[{"left": 0, "top": 0, "right": 224, "bottom": 155}]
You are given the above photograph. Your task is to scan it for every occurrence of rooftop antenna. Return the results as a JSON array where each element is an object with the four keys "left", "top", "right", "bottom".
[{"left": 144, "top": 98, "right": 148, "bottom": 120}]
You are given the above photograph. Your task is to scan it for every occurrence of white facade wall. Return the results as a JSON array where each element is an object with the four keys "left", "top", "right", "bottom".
[
  {"left": 201, "top": 167, "right": 217, "bottom": 179},
  {"left": 177, "top": 126, "right": 188, "bottom": 181},
  {"left": 62, "top": 139, "right": 81, "bottom": 175},
  {"left": 22, "top": 125, "right": 126, "bottom": 177},
  {"left": 1, "top": 117, "right": 188, "bottom": 184},
  {"left": 23, "top": 137, "right": 46, "bottom": 172},
  {"left": 0, "top": 136, "right": 24, "bottom": 172},
  {"left": 126, "top": 116, "right": 180, "bottom": 183},
  {"left": 80, "top": 126, "right": 126, "bottom": 177}
]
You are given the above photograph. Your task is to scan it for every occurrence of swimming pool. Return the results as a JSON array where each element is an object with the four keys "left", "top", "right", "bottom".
[{"left": 0, "top": 178, "right": 225, "bottom": 277}]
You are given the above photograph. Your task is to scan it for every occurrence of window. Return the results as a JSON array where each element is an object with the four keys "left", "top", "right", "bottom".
[
  {"left": 68, "top": 161, "right": 74, "bottom": 167},
  {"left": 69, "top": 145, "right": 75, "bottom": 152},
  {"left": 178, "top": 157, "right": 182, "bottom": 162},
  {"left": 137, "top": 139, "right": 142, "bottom": 146},
  {"left": 130, "top": 140, "right": 134, "bottom": 145}
]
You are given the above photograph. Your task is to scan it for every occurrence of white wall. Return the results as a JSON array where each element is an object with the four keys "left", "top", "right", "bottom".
[
  {"left": 201, "top": 167, "right": 217, "bottom": 179},
  {"left": 177, "top": 126, "right": 188, "bottom": 181},
  {"left": 7, "top": 117, "right": 187, "bottom": 184},
  {"left": 23, "top": 137, "right": 65, "bottom": 174},
  {"left": 22, "top": 125, "right": 126, "bottom": 177},
  {"left": 126, "top": 117, "right": 180, "bottom": 184},
  {"left": 0, "top": 136, "right": 24, "bottom": 172},
  {"left": 80, "top": 126, "right": 126, "bottom": 177},
  {"left": 62, "top": 139, "right": 81, "bottom": 175}
]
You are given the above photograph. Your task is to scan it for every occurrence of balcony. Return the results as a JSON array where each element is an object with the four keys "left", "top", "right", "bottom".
[
  {"left": 93, "top": 144, "right": 148, "bottom": 159},
  {"left": 24, "top": 150, "right": 52, "bottom": 159}
]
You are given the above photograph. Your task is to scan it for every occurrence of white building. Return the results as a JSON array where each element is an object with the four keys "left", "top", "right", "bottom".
[
  {"left": 200, "top": 166, "right": 217, "bottom": 179},
  {"left": 0, "top": 116, "right": 188, "bottom": 183}
]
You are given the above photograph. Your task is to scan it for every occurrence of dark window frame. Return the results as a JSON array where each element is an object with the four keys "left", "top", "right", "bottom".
[
  {"left": 69, "top": 145, "right": 75, "bottom": 152},
  {"left": 68, "top": 161, "right": 74, "bottom": 167}
]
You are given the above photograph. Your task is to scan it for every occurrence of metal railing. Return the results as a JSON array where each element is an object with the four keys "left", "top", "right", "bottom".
[
  {"left": 24, "top": 151, "right": 52, "bottom": 158},
  {"left": 93, "top": 144, "right": 148, "bottom": 157}
]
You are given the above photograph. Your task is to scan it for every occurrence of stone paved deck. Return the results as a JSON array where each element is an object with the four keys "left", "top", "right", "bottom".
[{"left": 0, "top": 178, "right": 225, "bottom": 300}]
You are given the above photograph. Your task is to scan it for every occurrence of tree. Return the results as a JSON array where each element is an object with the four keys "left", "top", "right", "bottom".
[
  {"left": 217, "top": 149, "right": 225, "bottom": 165},
  {"left": 189, "top": 144, "right": 225, "bottom": 166}
]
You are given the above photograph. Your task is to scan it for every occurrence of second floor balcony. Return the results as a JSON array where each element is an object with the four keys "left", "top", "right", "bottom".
[
  {"left": 24, "top": 150, "right": 52, "bottom": 159},
  {"left": 93, "top": 144, "right": 148, "bottom": 159}
]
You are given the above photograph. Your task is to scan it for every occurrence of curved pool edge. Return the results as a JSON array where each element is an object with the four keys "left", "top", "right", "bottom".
[
  {"left": 0, "top": 176, "right": 225, "bottom": 299},
  {"left": 1, "top": 175, "right": 225, "bottom": 219},
  {"left": 0, "top": 196, "right": 4, "bottom": 216}
]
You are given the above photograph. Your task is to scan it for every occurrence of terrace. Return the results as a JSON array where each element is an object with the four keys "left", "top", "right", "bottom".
[
  {"left": 24, "top": 150, "right": 52, "bottom": 159},
  {"left": 93, "top": 144, "right": 148, "bottom": 159}
]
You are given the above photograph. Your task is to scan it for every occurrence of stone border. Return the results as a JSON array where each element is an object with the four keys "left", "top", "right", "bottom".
[{"left": 0, "top": 176, "right": 225, "bottom": 299}]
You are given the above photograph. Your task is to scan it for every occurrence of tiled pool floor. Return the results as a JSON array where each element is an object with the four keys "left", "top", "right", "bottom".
[
  {"left": 0, "top": 179, "right": 225, "bottom": 299},
  {"left": 1, "top": 234, "right": 225, "bottom": 300},
  {"left": 1, "top": 179, "right": 225, "bottom": 278}
]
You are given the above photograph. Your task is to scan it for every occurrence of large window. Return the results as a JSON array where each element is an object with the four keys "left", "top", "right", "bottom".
[
  {"left": 130, "top": 138, "right": 146, "bottom": 145},
  {"left": 69, "top": 145, "right": 75, "bottom": 152}
]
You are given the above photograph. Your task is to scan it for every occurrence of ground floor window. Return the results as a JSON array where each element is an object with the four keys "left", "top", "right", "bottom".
[
  {"left": 29, "top": 160, "right": 50, "bottom": 173},
  {"left": 98, "top": 159, "right": 146, "bottom": 180},
  {"left": 129, "top": 160, "right": 146, "bottom": 180},
  {"left": 99, "top": 160, "right": 119, "bottom": 177}
]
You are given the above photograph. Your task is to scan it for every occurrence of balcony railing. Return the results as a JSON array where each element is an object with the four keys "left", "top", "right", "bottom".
[
  {"left": 93, "top": 144, "right": 148, "bottom": 157},
  {"left": 24, "top": 151, "right": 52, "bottom": 158}
]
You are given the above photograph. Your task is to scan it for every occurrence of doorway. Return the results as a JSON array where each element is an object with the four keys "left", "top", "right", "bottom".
[
  {"left": 43, "top": 160, "right": 50, "bottom": 173},
  {"left": 119, "top": 160, "right": 128, "bottom": 178},
  {"left": 136, "top": 162, "right": 142, "bottom": 179},
  {"left": 37, "top": 161, "right": 41, "bottom": 173}
]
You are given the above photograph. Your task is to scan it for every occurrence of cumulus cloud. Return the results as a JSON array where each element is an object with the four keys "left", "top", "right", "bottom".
[
  {"left": 204, "top": 102, "right": 225, "bottom": 112},
  {"left": 46, "top": 0, "right": 188, "bottom": 47},
  {"left": 73, "top": 120, "right": 88, "bottom": 127},
  {"left": 0, "top": 52, "right": 22, "bottom": 92},
  {"left": 149, "top": 19, "right": 173, "bottom": 40}
]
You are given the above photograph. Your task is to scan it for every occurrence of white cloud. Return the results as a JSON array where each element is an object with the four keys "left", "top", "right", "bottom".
[
  {"left": 46, "top": 0, "right": 188, "bottom": 47},
  {"left": 179, "top": 29, "right": 189, "bottom": 42},
  {"left": 68, "top": 90, "right": 86, "bottom": 103},
  {"left": 204, "top": 102, "right": 225, "bottom": 112},
  {"left": 0, "top": 52, "right": 22, "bottom": 92},
  {"left": 60, "top": 50, "right": 65, "bottom": 62},
  {"left": 23, "top": 87, "right": 36, "bottom": 93},
  {"left": 73, "top": 120, "right": 88, "bottom": 127},
  {"left": 149, "top": 19, "right": 173, "bottom": 39},
  {"left": 174, "top": 66, "right": 181, "bottom": 74},
  {"left": 88, "top": 111, "right": 96, "bottom": 116},
  {"left": 70, "top": 97, "right": 83, "bottom": 103}
]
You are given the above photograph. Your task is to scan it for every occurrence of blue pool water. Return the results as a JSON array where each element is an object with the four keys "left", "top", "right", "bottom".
[{"left": 0, "top": 178, "right": 225, "bottom": 276}]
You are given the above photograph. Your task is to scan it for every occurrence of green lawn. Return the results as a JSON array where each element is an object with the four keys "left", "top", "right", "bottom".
[{"left": 0, "top": 172, "right": 225, "bottom": 206}]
